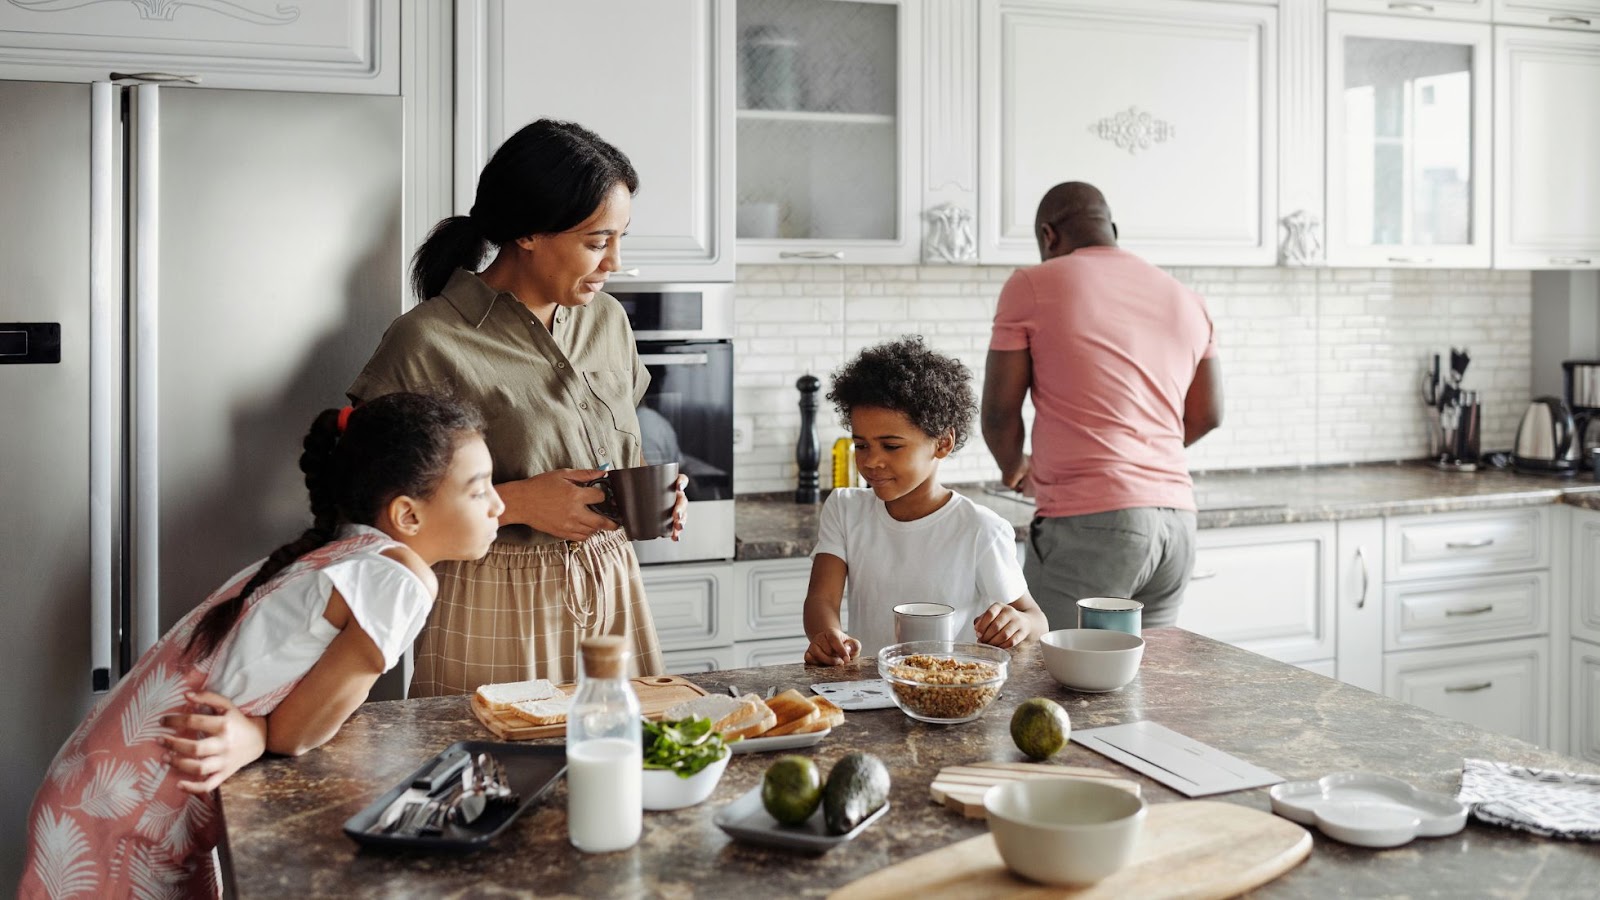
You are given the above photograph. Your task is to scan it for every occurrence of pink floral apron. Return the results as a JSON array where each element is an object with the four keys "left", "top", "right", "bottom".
[{"left": 18, "top": 531, "right": 390, "bottom": 900}]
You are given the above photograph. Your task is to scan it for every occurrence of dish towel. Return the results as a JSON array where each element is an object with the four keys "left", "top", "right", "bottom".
[{"left": 1456, "top": 758, "right": 1600, "bottom": 840}]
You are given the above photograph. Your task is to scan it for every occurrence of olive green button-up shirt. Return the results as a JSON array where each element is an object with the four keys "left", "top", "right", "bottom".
[{"left": 348, "top": 268, "right": 648, "bottom": 546}]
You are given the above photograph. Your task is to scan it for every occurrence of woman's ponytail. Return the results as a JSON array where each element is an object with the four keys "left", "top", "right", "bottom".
[
  {"left": 410, "top": 215, "right": 487, "bottom": 301},
  {"left": 184, "top": 409, "right": 346, "bottom": 661}
]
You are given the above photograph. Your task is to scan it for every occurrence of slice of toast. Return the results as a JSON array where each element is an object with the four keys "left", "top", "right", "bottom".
[
  {"left": 475, "top": 678, "right": 558, "bottom": 713},
  {"left": 804, "top": 694, "right": 845, "bottom": 732},
  {"left": 723, "top": 694, "right": 778, "bottom": 740},
  {"left": 763, "top": 688, "right": 821, "bottom": 737},
  {"left": 508, "top": 696, "right": 570, "bottom": 726}
]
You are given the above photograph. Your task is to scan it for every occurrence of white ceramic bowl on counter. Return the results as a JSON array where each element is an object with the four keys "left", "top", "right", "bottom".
[
  {"left": 641, "top": 745, "right": 731, "bottom": 811},
  {"left": 1040, "top": 629, "right": 1145, "bottom": 692},
  {"left": 983, "top": 778, "right": 1148, "bottom": 885}
]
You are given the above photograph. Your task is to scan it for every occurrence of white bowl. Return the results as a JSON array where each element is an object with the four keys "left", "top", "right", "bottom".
[
  {"left": 1040, "top": 629, "right": 1145, "bottom": 693},
  {"left": 984, "top": 778, "right": 1147, "bottom": 886},
  {"left": 641, "top": 746, "right": 730, "bottom": 811}
]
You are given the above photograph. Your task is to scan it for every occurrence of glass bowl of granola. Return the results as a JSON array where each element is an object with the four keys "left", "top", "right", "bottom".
[{"left": 878, "top": 641, "right": 1009, "bottom": 724}]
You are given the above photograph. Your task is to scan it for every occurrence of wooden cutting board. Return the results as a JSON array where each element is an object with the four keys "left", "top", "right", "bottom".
[
  {"left": 831, "top": 801, "right": 1309, "bottom": 900},
  {"left": 470, "top": 674, "right": 708, "bottom": 740},
  {"left": 931, "top": 761, "right": 1142, "bottom": 818}
]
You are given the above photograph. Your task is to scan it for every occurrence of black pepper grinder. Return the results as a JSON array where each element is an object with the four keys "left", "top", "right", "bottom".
[{"left": 795, "top": 374, "right": 821, "bottom": 504}]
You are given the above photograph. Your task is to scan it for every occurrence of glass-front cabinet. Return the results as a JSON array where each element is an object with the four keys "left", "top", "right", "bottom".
[
  {"left": 734, "top": 0, "right": 920, "bottom": 264},
  {"left": 1326, "top": 14, "right": 1492, "bottom": 267}
]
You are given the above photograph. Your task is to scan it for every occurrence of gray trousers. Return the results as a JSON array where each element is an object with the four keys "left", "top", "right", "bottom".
[{"left": 1024, "top": 508, "right": 1198, "bottom": 630}]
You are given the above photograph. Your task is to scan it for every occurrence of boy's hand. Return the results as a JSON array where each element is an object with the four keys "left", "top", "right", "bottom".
[
  {"left": 160, "top": 691, "right": 267, "bottom": 794},
  {"left": 804, "top": 629, "right": 862, "bottom": 666},
  {"left": 974, "top": 603, "right": 1032, "bottom": 649}
]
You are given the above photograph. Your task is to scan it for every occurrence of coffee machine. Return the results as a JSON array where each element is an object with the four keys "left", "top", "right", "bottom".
[{"left": 1563, "top": 360, "right": 1600, "bottom": 475}]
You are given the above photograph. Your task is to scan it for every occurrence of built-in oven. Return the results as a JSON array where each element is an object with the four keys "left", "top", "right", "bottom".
[{"left": 611, "top": 283, "right": 735, "bottom": 564}]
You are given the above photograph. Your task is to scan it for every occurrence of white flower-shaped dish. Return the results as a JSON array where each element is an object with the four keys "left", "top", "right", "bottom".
[{"left": 1269, "top": 772, "right": 1467, "bottom": 848}]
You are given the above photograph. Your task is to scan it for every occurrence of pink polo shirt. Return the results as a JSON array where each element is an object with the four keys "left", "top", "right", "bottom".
[{"left": 989, "top": 246, "right": 1215, "bottom": 518}]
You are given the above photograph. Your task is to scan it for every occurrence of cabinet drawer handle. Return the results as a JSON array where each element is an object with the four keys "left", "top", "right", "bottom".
[
  {"left": 1550, "top": 256, "right": 1592, "bottom": 265},
  {"left": 1445, "top": 604, "right": 1495, "bottom": 617},
  {"left": 1387, "top": 1, "right": 1435, "bottom": 11},
  {"left": 1355, "top": 546, "right": 1370, "bottom": 610},
  {"left": 1387, "top": 255, "right": 1434, "bottom": 263},
  {"left": 779, "top": 250, "right": 845, "bottom": 260},
  {"left": 1444, "top": 537, "right": 1494, "bottom": 550},
  {"left": 1190, "top": 569, "right": 1218, "bottom": 581},
  {"left": 1444, "top": 681, "right": 1493, "bottom": 693},
  {"left": 1550, "top": 16, "right": 1592, "bottom": 26}
]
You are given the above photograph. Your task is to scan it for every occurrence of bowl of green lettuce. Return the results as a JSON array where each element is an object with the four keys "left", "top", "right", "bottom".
[{"left": 641, "top": 716, "right": 732, "bottom": 811}]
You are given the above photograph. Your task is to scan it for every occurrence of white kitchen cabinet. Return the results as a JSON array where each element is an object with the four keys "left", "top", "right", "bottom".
[
  {"left": 662, "top": 646, "right": 740, "bottom": 675},
  {"left": 1178, "top": 522, "right": 1336, "bottom": 667},
  {"left": 1385, "top": 637, "right": 1548, "bottom": 745},
  {"left": 1329, "top": 0, "right": 1491, "bottom": 22},
  {"left": 1384, "top": 570, "right": 1550, "bottom": 650},
  {"left": 1384, "top": 507, "right": 1550, "bottom": 581},
  {"left": 1495, "top": 0, "right": 1600, "bottom": 30},
  {"left": 459, "top": 0, "right": 734, "bottom": 282},
  {"left": 978, "top": 0, "right": 1277, "bottom": 266},
  {"left": 640, "top": 562, "right": 734, "bottom": 652},
  {"left": 0, "top": 0, "right": 397, "bottom": 93},
  {"left": 1571, "top": 640, "right": 1600, "bottom": 762},
  {"left": 1325, "top": 13, "right": 1492, "bottom": 267},
  {"left": 736, "top": 635, "right": 812, "bottom": 668},
  {"left": 1336, "top": 519, "right": 1386, "bottom": 692},
  {"left": 734, "top": 557, "right": 813, "bottom": 641},
  {"left": 1573, "top": 508, "right": 1600, "bottom": 644},
  {"left": 1494, "top": 27, "right": 1600, "bottom": 269},
  {"left": 735, "top": 0, "right": 922, "bottom": 264}
]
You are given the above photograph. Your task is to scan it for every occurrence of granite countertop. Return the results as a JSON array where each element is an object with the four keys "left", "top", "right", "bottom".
[
  {"left": 220, "top": 629, "right": 1597, "bottom": 898},
  {"left": 734, "top": 463, "right": 1600, "bottom": 560}
]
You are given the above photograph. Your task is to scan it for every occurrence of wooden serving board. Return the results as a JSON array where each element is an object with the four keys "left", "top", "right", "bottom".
[
  {"left": 830, "top": 801, "right": 1311, "bottom": 900},
  {"left": 470, "top": 674, "right": 708, "bottom": 740},
  {"left": 931, "top": 761, "right": 1142, "bottom": 818}
]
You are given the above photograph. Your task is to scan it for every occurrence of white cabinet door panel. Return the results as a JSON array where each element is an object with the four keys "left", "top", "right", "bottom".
[
  {"left": 1495, "top": 1, "right": 1600, "bottom": 30},
  {"left": 1330, "top": 0, "right": 1490, "bottom": 20},
  {"left": 1494, "top": 27, "right": 1600, "bottom": 269},
  {"left": 1572, "top": 640, "right": 1600, "bottom": 763},
  {"left": 473, "top": 0, "right": 733, "bottom": 281},
  {"left": 737, "top": 636, "right": 812, "bottom": 668},
  {"left": 979, "top": 0, "right": 1277, "bottom": 266},
  {"left": 1385, "top": 508, "right": 1549, "bottom": 581},
  {"left": 1385, "top": 571, "right": 1549, "bottom": 651},
  {"left": 735, "top": 557, "right": 813, "bottom": 640},
  {"left": 1573, "top": 509, "right": 1600, "bottom": 644},
  {"left": 662, "top": 646, "right": 739, "bottom": 675},
  {"left": 1178, "top": 522, "right": 1336, "bottom": 664},
  {"left": 1384, "top": 637, "right": 1548, "bottom": 746},
  {"left": 641, "top": 563, "right": 732, "bottom": 652}
]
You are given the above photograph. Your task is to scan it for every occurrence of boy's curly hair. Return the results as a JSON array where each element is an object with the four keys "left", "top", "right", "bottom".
[{"left": 827, "top": 336, "right": 975, "bottom": 451}]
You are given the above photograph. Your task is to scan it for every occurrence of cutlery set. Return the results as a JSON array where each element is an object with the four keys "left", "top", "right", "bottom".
[{"left": 371, "top": 750, "right": 518, "bottom": 837}]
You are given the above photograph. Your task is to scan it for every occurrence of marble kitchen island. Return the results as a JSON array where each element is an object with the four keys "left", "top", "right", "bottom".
[{"left": 219, "top": 629, "right": 1598, "bottom": 898}]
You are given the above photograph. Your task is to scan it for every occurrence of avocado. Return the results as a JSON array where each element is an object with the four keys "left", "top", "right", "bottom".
[
  {"left": 762, "top": 755, "right": 823, "bottom": 826},
  {"left": 822, "top": 752, "right": 891, "bottom": 835}
]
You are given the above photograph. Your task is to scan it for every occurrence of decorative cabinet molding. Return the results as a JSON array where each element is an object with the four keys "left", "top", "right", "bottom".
[
  {"left": 922, "top": 0, "right": 978, "bottom": 264},
  {"left": 0, "top": 0, "right": 397, "bottom": 93},
  {"left": 1573, "top": 509, "right": 1600, "bottom": 644},
  {"left": 459, "top": 0, "right": 734, "bottom": 282},
  {"left": 1495, "top": 0, "right": 1600, "bottom": 30},
  {"left": 640, "top": 562, "right": 733, "bottom": 652},
  {"left": 1179, "top": 521, "right": 1337, "bottom": 666},
  {"left": 1385, "top": 637, "right": 1548, "bottom": 746},
  {"left": 979, "top": 0, "right": 1278, "bottom": 267},
  {"left": 1494, "top": 26, "right": 1600, "bottom": 269},
  {"left": 1329, "top": 0, "right": 1492, "bottom": 21},
  {"left": 1572, "top": 640, "right": 1600, "bottom": 763},
  {"left": 1277, "top": 1, "right": 1325, "bottom": 266}
]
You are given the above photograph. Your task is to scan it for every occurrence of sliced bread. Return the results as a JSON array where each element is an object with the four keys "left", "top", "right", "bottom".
[
  {"left": 807, "top": 694, "right": 846, "bottom": 731},
  {"left": 508, "top": 697, "right": 570, "bottom": 726},
  {"left": 662, "top": 693, "right": 763, "bottom": 735},
  {"left": 475, "top": 678, "right": 558, "bottom": 712},
  {"left": 723, "top": 694, "right": 778, "bottom": 740},
  {"left": 763, "top": 689, "right": 821, "bottom": 737}
]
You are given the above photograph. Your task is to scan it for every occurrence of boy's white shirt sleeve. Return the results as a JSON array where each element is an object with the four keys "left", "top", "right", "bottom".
[
  {"left": 974, "top": 516, "right": 1028, "bottom": 607},
  {"left": 322, "top": 555, "right": 435, "bottom": 672},
  {"left": 811, "top": 489, "right": 850, "bottom": 561}
]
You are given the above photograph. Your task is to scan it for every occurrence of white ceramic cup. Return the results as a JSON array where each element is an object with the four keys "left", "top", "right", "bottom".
[
  {"left": 984, "top": 778, "right": 1147, "bottom": 886},
  {"left": 892, "top": 602, "right": 959, "bottom": 644}
]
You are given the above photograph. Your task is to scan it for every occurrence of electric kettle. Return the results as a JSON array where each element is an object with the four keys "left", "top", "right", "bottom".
[{"left": 1512, "top": 396, "right": 1581, "bottom": 474}]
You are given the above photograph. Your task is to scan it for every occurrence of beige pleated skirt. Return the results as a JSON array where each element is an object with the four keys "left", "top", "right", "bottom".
[{"left": 409, "top": 528, "right": 664, "bottom": 697}]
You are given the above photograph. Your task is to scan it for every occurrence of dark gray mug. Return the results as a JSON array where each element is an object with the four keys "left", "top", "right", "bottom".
[{"left": 588, "top": 462, "right": 679, "bottom": 540}]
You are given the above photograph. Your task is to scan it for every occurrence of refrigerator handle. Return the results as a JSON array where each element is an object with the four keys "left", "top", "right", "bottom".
[
  {"left": 89, "top": 83, "right": 116, "bottom": 692},
  {"left": 129, "top": 83, "right": 162, "bottom": 661}
]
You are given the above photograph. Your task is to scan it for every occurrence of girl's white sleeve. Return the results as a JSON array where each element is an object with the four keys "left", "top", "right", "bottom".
[
  {"left": 321, "top": 557, "right": 435, "bottom": 671},
  {"left": 812, "top": 489, "right": 851, "bottom": 561}
]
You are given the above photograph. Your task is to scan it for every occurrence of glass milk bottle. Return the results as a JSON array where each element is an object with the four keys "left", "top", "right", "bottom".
[{"left": 566, "top": 636, "right": 642, "bottom": 852}]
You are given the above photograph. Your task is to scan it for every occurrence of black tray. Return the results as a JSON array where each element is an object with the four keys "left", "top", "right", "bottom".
[{"left": 342, "top": 740, "right": 566, "bottom": 852}]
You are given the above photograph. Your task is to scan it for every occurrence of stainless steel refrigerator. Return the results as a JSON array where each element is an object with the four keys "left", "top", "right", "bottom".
[{"left": 0, "top": 79, "right": 402, "bottom": 886}]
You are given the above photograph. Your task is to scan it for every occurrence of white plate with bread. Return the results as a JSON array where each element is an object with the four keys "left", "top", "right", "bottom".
[{"left": 661, "top": 688, "right": 844, "bottom": 754}]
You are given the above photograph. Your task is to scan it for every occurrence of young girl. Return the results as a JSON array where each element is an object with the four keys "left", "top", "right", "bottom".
[
  {"left": 19, "top": 393, "right": 502, "bottom": 899},
  {"left": 803, "top": 337, "right": 1048, "bottom": 666}
]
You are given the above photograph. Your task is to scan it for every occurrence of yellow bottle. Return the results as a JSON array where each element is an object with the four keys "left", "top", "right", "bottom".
[{"left": 831, "top": 437, "right": 852, "bottom": 489}]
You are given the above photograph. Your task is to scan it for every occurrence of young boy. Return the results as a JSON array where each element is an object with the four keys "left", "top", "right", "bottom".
[{"left": 802, "top": 337, "right": 1048, "bottom": 665}]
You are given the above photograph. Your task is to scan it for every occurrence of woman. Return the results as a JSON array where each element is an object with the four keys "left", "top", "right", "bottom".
[{"left": 348, "top": 118, "right": 681, "bottom": 696}]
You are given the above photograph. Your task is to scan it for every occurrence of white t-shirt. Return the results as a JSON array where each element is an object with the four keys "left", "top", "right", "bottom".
[
  {"left": 812, "top": 488, "right": 1028, "bottom": 658},
  {"left": 206, "top": 525, "right": 434, "bottom": 707}
]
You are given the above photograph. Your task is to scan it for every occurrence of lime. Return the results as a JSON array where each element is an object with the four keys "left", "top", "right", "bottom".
[
  {"left": 1010, "top": 698, "right": 1071, "bottom": 760},
  {"left": 762, "top": 755, "right": 823, "bottom": 826}
]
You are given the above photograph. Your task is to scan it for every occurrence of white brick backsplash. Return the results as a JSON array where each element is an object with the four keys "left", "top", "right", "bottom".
[{"left": 732, "top": 264, "right": 1532, "bottom": 495}]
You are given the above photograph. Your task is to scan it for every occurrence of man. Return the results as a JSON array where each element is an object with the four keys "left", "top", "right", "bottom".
[{"left": 981, "top": 182, "right": 1223, "bottom": 629}]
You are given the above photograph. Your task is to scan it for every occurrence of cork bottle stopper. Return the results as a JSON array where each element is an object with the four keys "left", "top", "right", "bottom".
[{"left": 580, "top": 636, "right": 627, "bottom": 679}]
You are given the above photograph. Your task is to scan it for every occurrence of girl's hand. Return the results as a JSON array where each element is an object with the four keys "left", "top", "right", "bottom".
[
  {"left": 974, "top": 603, "right": 1031, "bottom": 649},
  {"left": 804, "top": 628, "right": 862, "bottom": 666},
  {"left": 160, "top": 691, "right": 267, "bottom": 794},
  {"left": 496, "top": 468, "right": 619, "bottom": 541},
  {"left": 670, "top": 474, "right": 689, "bottom": 541}
]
